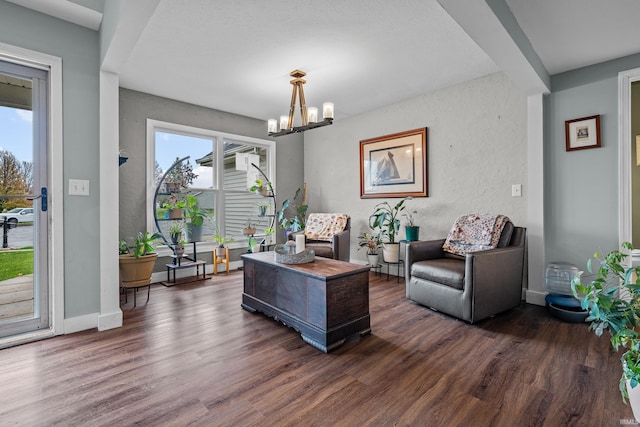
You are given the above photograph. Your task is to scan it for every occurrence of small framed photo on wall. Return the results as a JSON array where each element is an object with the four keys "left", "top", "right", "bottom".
[{"left": 565, "top": 115, "right": 601, "bottom": 151}]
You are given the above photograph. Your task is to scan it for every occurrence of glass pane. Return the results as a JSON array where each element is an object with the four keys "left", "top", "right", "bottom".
[
  {"left": 0, "top": 105, "right": 35, "bottom": 326},
  {"left": 155, "top": 131, "right": 214, "bottom": 190}
]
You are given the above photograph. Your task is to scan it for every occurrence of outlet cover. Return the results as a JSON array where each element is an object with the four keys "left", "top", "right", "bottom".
[{"left": 511, "top": 184, "right": 522, "bottom": 197}]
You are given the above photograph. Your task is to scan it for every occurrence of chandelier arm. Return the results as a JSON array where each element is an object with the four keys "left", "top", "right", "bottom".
[
  {"left": 298, "top": 82, "right": 308, "bottom": 126},
  {"left": 287, "top": 83, "right": 298, "bottom": 130}
]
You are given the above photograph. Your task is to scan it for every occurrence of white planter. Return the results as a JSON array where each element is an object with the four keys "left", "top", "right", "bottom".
[
  {"left": 367, "top": 253, "right": 380, "bottom": 267},
  {"left": 382, "top": 243, "right": 400, "bottom": 263},
  {"left": 627, "top": 379, "right": 640, "bottom": 422}
]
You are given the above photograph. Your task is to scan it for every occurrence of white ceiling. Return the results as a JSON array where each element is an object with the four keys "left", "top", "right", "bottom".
[{"left": 10, "top": 0, "right": 640, "bottom": 122}]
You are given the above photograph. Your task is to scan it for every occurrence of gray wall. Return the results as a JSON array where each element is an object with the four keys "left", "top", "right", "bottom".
[
  {"left": 304, "top": 72, "right": 528, "bottom": 263},
  {"left": 119, "top": 88, "right": 304, "bottom": 243},
  {"left": 547, "top": 54, "right": 640, "bottom": 269},
  {"left": 0, "top": 1, "right": 101, "bottom": 318}
]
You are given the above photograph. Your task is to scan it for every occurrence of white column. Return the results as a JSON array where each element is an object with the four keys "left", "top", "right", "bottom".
[
  {"left": 98, "top": 70, "right": 123, "bottom": 330},
  {"left": 525, "top": 93, "right": 546, "bottom": 305}
]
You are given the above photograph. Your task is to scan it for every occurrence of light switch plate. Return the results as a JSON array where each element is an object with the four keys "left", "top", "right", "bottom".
[{"left": 69, "top": 179, "right": 90, "bottom": 196}]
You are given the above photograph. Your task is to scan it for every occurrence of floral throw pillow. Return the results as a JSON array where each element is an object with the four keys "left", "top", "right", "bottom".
[
  {"left": 304, "top": 213, "right": 349, "bottom": 242},
  {"left": 442, "top": 214, "right": 511, "bottom": 256}
]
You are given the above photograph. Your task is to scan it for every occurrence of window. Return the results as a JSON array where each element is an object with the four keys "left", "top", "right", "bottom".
[{"left": 146, "top": 120, "right": 275, "bottom": 249}]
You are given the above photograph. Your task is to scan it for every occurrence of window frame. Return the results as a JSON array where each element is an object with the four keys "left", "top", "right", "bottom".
[{"left": 145, "top": 119, "right": 276, "bottom": 254}]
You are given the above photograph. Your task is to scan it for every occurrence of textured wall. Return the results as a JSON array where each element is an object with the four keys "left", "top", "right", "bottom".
[{"left": 303, "top": 72, "right": 528, "bottom": 263}]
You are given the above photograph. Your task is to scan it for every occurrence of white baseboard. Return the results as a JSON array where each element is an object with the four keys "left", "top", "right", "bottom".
[
  {"left": 98, "top": 310, "right": 123, "bottom": 331},
  {"left": 64, "top": 312, "right": 98, "bottom": 334},
  {"left": 525, "top": 289, "right": 546, "bottom": 306}
]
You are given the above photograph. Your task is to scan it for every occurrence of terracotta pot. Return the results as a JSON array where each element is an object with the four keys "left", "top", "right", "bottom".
[
  {"left": 119, "top": 253, "right": 157, "bottom": 288},
  {"left": 167, "top": 208, "right": 183, "bottom": 219}
]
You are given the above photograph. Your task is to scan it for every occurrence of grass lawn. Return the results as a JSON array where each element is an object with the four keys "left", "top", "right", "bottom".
[{"left": 0, "top": 249, "right": 34, "bottom": 282}]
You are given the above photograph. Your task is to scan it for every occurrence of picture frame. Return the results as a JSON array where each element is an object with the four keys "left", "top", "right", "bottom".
[
  {"left": 360, "top": 127, "right": 428, "bottom": 198},
  {"left": 565, "top": 115, "right": 601, "bottom": 151}
]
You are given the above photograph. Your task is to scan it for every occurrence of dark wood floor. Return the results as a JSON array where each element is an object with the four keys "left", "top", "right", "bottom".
[{"left": 0, "top": 271, "right": 632, "bottom": 426}]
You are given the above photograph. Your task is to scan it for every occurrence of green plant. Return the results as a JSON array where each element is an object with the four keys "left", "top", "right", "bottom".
[
  {"left": 214, "top": 235, "right": 235, "bottom": 247},
  {"left": 357, "top": 232, "right": 382, "bottom": 255},
  {"left": 369, "top": 199, "right": 406, "bottom": 243},
  {"left": 120, "top": 231, "right": 162, "bottom": 258},
  {"left": 247, "top": 235, "right": 257, "bottom": 252},
  {"left": 277, "top": 188, "right": 308, "bottom": 232},
  {"left": 161, "top": 193, "right": 187, "bottom": 210},
  {"left": 183, "top": 194, "right": 211, "bottom": 227},
  {"left": 119, "top": 239, "right": 130, "bottom": 255},
  {"left": 165, "top": 157, "right": 198, "bottom": 188},
  {"left": 213, "top": 223, "right": 235, "bottom": 247},
  {"left": 571, "top": 241, "right": 640, "bottom": 401},
  {"left": 169, "top": 221, "right": 184, "bottom": 234},
  {"left": 249, "top": 178, "right": 273, "bottom": 194},
  {"left": 403, "top": 196, "right": 417, "bottom": 226}
]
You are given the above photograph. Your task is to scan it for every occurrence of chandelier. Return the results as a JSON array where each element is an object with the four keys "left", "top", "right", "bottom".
[{"left": 267, "top": 69, "right": 334, "bottom": 137}]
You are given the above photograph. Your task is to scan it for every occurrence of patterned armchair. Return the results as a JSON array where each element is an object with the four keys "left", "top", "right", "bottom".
[{"left": 288, "top": 213, "right": 351, "bottom": 261}]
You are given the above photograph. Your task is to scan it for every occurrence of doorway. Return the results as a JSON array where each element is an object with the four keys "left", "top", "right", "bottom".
[{"left": 0, "top": 59, "right": 49, "bottom": 339}]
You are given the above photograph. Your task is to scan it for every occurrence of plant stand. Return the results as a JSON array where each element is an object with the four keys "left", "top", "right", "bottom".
[
  {"left": 213, "top": 247, "right": 229, "bottom": 275},
  {"left": 163, "top": 241, "right": 208, "bottom": 286}
]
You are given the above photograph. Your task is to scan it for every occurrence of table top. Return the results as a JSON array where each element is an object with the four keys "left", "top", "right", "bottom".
[{"left": 242, "top": 251, "right": 370, "bottom": 280}]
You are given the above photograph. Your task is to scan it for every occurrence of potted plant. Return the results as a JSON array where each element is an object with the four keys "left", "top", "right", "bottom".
[
  {"left": 247, "top": 235, "right": 258, "bottom": 253},
  {"left": 168, "top": 221, "right": 184, "bottom": 244},
  {"left": 369, "top": 198, "right": 406, "bottom": 262},
  {"left": 183, "top": 194, "right": 211, "bottom": 242},
  {"left": 173, "top": 239, "right": 187, "bottom": 258},
  {"left": 404, "top": 207, "right": 419, "bottom": 242},
  {"left": 257, "top": 201, "right": 269, "bottom": 217},
  {"left": 119, "top": 231, "right": 162, "bottom": 288},
  {"left": 213, "top": 224, "right": 235, "bottom": 259},
  {"left": 162, "top": 194, "right": 187, "bottom": 219},
  {"left": 358, "top": 231, "right": 383, "bottom": 267},
  {"left": 277, "top": 188, "right": 308, "bottom": 237},
  {"left": 249, "top": 178, "right": 273, "bottom": 197},
  {"left": 243, "top": 219, "right": 257, "bottom": 236},
  {"left": 164, "top": 156, "right": 198, "bottom": 193},
  {"left": 571, "top": 242, "right": 640, "bottom": 419}
]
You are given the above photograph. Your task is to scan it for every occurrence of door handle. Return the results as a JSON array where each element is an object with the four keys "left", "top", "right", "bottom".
[{"left": 25, "top": 187, "right": 47, "bottom": 212}]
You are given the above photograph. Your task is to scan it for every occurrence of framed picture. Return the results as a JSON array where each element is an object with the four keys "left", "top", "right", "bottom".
[
  {"left": 565, "top": 115, "right": 601, "bottom": 151},
  {"left": 360, "top": 127, "right": 428, "bottom": 198}
]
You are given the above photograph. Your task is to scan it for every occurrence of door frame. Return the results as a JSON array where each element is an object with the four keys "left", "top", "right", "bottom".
[
  {"left": 0, "top": 42, "right": 64, "bottom": 345},
  {"left": 619, "top": 67, "right": 640, "bottom": 249}
]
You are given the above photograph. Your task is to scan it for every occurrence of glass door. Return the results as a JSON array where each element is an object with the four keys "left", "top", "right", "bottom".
[{"left": 0, "top": 59, "right": 49, "bottom": 338}]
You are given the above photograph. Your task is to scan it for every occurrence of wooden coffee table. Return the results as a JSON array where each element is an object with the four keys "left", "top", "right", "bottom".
[{"left": 241, "top": 252, "right": 371, "bottom": 353}]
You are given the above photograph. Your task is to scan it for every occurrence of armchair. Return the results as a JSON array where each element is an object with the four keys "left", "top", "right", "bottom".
[
  {"left": 289, "top": 213, "right": 350, "bottom": 261},
  {"left": 405, "top": 215, "right": 526, "bottom": 323}
]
